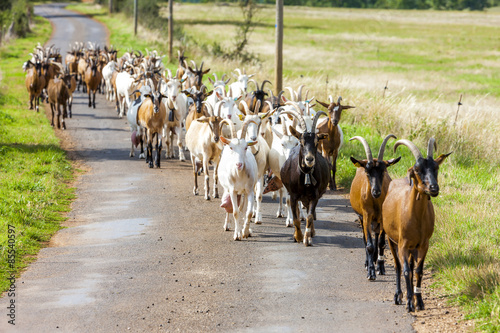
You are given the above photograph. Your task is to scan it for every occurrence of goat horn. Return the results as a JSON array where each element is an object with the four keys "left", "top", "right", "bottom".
[
  {"left": 337, "top": 96, "right": 342, "bottom": 105},
  {"left": 297, "top": 85, "right": 305, "bottom": 101},
  {"left": 220, "top": 119, "right": 237, "bottom": 139},
  {"left": 217, "top": 101, "right": 224, "bottom": 118},
  {"left": 235, "top": 68, "right": 242, "bottom": 77},
  {"left": 240, "top": 119, "right": 258, "bottom": 141},
  {"left": 190, "top": 60, "right": 197, "bottom": 68},
  {"left": 427, "top": 137, "right": 437, "bottom": 158},
  {"left": 239, "top": 100, "right": 250, "bottom": 116},
  {"left": 285, "top": 87, "right": 295, "bottom": 102},
  {"left": 260, "top": 80, "right": 272, "bottom": 91},
  {"left": 350, "top": 136, "right": 374, "bottom": 162},
  {"left": 281, "top": 110, "right": 306, "bottom": 133},
  {"left": 199, "top": 61, "right": 204, "bottom": 72},
  {"left": 203, "top": 101, "right": 214, "bottom": 116},
  {"left": 394, "top": 139, "right": 423, "bottom": 161},
  {"left": 213, "top": 73, "right": 219, "bottom": 82},
  {"left": 248, "top": 79, "right": 258, "bottom": 91},
  {"left": 263, "top": 101, "right": 276, "bottom": 118},
  {"left": 377, "top": 134, "right": 397, "bottom": 161},
  {"left": 271, "top": 126, "right": 283, "bottom": 140},
  {"left": 268, "top": 89, "right": 275, "bottom": 100},
  {"left": 311, "top": 111, "right": 327, "bottom": 133},
  {"left": 281, "top": 112, "right": 288, "bottom": 136},
  {"left": 305, "top": 89, "right": 309, "bottom": 102},
  {"left": 254, "top": 100, "right": 261, "bottom": 114},
  {"left": 166, "top": 68, "right": 173, "bottom": 80}
]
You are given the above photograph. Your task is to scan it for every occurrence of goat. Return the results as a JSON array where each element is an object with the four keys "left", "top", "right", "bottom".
[
  {"left": 184, "top": 85, "right": 212, "bottom": 131},
  {"left": 187, "top": 60, "right": 210, "bottom": 90},
  {"left": 47, "top": 75, "right": 70, "bottom": 130},
  {"left": 61, "top": 72, "right": 76, "bottom": 118},
  {"left": 137, "top": 88, "right": 167, "bottom": 168},
  {"left": 115, "top": 71, "right": 140, "bottom": 118},
  {"left": 349, "top": 135, "right": 401, "bottom": 280},
  {"left": 218, "top": 119, "right": 259, "bottom": 240},
  {"left": 127, "top": 85, "right": 152, "bottom": 159},
  {"left": 382, "top": 138, "right": 451, "bottom": 312},
  {"left": 102, "top": 57, "right": 118, "bottom": 102},
  {"left": 185, "top": 103, "right": 223, "bottom": 200},
  {"left": 268, "top": 114, "right": 299, "bottom": 226},
  {"left": 316, "top": 96, "right": 355, "bottom": 190},
  {"left": 24, "top": 56, "right": 46, "bottom": 112},
  {"left": 229, "top": 68, "right": 254, "bottom": 98},
  {"left": 84, "top": 58, "right": 102, "bottom": 109},
  {"left": 280, "top": 109, "right": 330, "bottom": 246}
]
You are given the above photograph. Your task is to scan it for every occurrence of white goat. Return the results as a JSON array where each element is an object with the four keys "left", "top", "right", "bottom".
[
  {"left": 218, "top": 119, "right": 259, "bottom": 240},
  {"left": 115, "top": 71, "right": 139, "bottom": 118},
  {"left": 229, "top": 68, "right": 254, "bottom": 98},
  {"left": 185, "top": 103, "right": 224, "bottom": 200},
  {"left": 102, "top": 60, "right": 117, "bottom": 101}
]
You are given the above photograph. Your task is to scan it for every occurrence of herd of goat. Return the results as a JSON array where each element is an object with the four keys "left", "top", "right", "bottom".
[{"left": 23, "top": 42, "right": 452, "bottom": 313}]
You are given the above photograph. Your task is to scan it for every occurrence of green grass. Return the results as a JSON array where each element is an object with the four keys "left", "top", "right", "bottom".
[
  {"left": 40, "top": 4, "right": 500, "bottom": 331},
  {"left": 0, "top": 16, "right": 75, "bottom": 292}
]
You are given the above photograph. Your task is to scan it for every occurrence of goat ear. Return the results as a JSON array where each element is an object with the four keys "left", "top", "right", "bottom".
[
  {"left": 208, "top": 77, "right": 214, "bottom": 84},
  {"left": 182, "top": 91, "right": 192, "bottom": 98},
  {"left": 315, "top": 100, "right": 330, "bottom": 109},
  {"left": 197, "top": 116, "right": 209, "bottom": 123},
  {"left": 317, "top": 133, "right": 328, "bottom": 141},
  {"left": 202, "top": 69, "right": 211, "bottom": 75},
  {"left": 247, "top": 140, "right": 258, "bottom": 147},
  {"left": 350, "top": 156, "right": 365, "bottom": 168},
  {"left": 206, "top": 90, "right": 214, "bottom": 97},
  {"left": 220, "top": 136, "right": 231, "bottom": 145},
  {"left": 238, "top": 114, "right": 244, "bottom": 121},
  {"left": 248, "top": 74, "right": 254, "bottom": 78},
  {"left": 435, "top": 152, "right": 452, "bottom": 165},
  {"left": 342, "top": 105, "right": 355, "bottom": 110},
  {"left": 289, "top": 126, "right": 301, "bottom": 140},
  {"left": 386, "top": 156, "right": 401, "bottom": 167}
]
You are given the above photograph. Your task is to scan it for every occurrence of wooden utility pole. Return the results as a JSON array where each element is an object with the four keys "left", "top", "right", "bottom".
[
  {"left": 275, "top": 0, "right": 283, "bottom": 95},
  {"left": 134, "top": 0, "right": 138, "bottom": 36},
  {"left": 168, "top": 0, "right": 173, "bottom": 62},
  {"left": 109, "top": 0, "right": 113, "bottom": 13}
]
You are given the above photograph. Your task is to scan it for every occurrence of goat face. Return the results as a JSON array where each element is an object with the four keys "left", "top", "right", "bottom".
[
  {"left": 146, "top": 91, "right": 166, "bottom": 114},
  {"left": 166, "top": 80, "right": 181, "bottom": 102},
  {"left": 290, "top": 128, "right": 326, "bottom": 169},
  {"left": 351, "top": 157, "right": 401, "bottom": 198},
  {"left": 198, "top": 116, "right": 222, "bottom": 143},
  {"left": 411, "top": 155, "right": 449, "bottom": 197}
]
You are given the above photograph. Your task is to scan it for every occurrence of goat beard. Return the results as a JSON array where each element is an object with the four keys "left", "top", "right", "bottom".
[{"left": 220, "top": 192, "right": 242, "bottom": 214}]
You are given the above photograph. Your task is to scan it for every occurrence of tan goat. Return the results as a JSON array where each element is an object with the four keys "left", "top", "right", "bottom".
[
  {"left": 24, "top": 56, "right": 46, "bottom": 112},
  {"left": 47, "top": 76, "right": 70, "bottom": 130},
  {"left": 316, "top": 96, "right": 355, "bottom": 190},
  {"left": 349, "top": 135, "right": 401, "bottom": 280},
  {"left": 382, "top": 138, "right": 451, "bottom": 312}
]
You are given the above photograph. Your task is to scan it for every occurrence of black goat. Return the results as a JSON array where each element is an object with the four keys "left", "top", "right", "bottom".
[{"left": 280, "top": 109, "right": 330, "bottom": 246}]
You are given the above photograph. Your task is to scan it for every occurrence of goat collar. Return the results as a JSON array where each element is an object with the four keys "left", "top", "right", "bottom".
[{"left": 298, "top": 163, "right": 316, "bottom": 186}]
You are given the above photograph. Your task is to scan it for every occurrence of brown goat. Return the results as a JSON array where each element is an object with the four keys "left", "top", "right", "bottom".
[
  {"left": 25, "top": 57, "right": 46, "bottom": 112},
  {"left": 316, "top": 96, "right": 355, "bottom": 190},
  {"left": 349, "top": 135, "right": 401, "bottom": 280},
  {"left": 84, "top": 58, "right": 102, "bottom": 109},
  {"left": 62, "top": 72, "right": 77, "bottom": 118},
  {"left": 47, "top": 76, "right": 70, "bottom": 130},
  {"left": 382, "top": 138, "right": 451, "bottom": 312},
  {"left": 137, "top": 89, "right": 167, "bottom": 168}
]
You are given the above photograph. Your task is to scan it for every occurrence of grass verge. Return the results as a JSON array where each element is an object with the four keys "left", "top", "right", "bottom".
[
  {"left": 0, "top": 16, "right": 75, "bottom": 292},
  {"left": 64, "top": 4, "right": 500, "bottom": 331}
]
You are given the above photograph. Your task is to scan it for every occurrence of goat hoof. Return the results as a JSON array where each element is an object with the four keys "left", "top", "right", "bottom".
[
  {"left": 415, "top": 294, "right": 425, "bottom": 311},
  {"left": 205, "top": 195, "right": 210, "bottom": 201},
  {"left": 304, "top": 237, "right": 312, "bottom": 246},
  {"left": 148, "top": 162, "right": 154, "bottom": 168},
  {"left": 406, "top": 301, "right": 415, "bottom": 312},
  {"left": 377, "top": 261, "right": 386, "bottom": 275},
  {"left": 394, "top": 292, "right": 403, "bottom": 305},
  {"left": 254, "top": 220, "right": 262, "bottom": 225}
]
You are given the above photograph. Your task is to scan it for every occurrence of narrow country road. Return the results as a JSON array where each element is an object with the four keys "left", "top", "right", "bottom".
[{"left": 1, "top": 4, "right": 415, "bottom": 332}]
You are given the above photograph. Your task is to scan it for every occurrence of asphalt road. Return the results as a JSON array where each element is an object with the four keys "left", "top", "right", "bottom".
[{"left": 0, "top": 4, "right": 415, "bottom": 332}]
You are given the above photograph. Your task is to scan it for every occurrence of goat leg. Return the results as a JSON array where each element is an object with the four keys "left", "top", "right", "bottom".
[
  {"left": 92, "top": 91, "right": 96, "bottom": 109},
  {"left": 50, "top": 103, "right": 55, "bottom": 127},
  {"left": 389, "top": 239, "right": 403, "bottom": 305},
  {"left": 414, "top": 249, "right": 427, "bottom": 311},
  {"left": 291, "top": 198, "right": 303, "bottom": 243},
  {"left": 363, "top": 213, "right": 377, "bottom": 281},
  {"left": 88, "top": 90, "right": 92, "bottom": 108},
  {"left": 191, "top": 155, "right": 199, "bottom": 195},
  {"left": 155, "top": 133, "right": 162, "bottom": 168},
  {"left": 402, "top": 253, "right": 415, "bottom": 312},
  {"left": 242, "top": 192, "right": 253, "bottom": 239},
  {"left": 377, "top": 230, "right": 386, "bottom": 275},
  {"left": 203, "top": 159, "right": 210, "bottom": 200}
]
